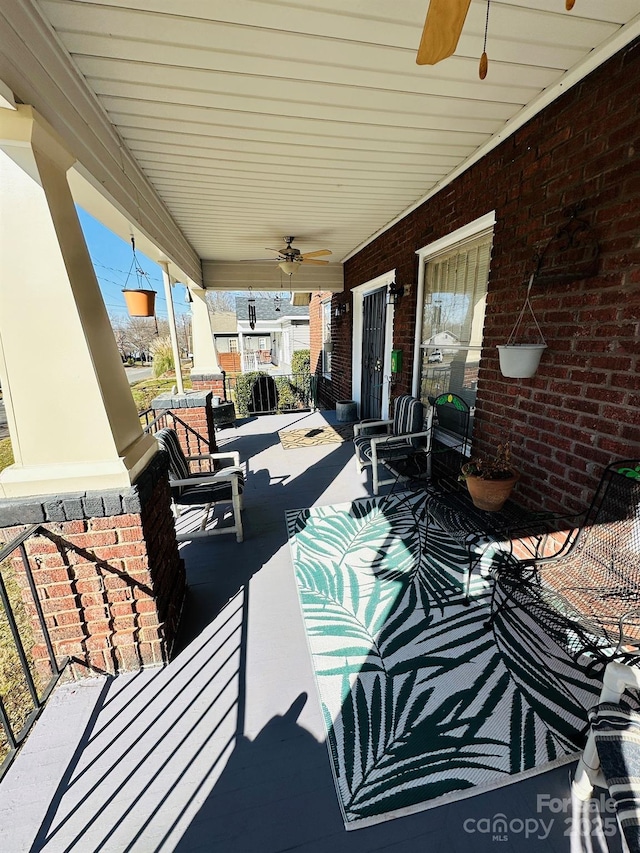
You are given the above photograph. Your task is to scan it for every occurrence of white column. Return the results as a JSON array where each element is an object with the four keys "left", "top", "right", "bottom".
[
  {"left": 159, "top": 261, "right": 184, "bottom": 394},
  {"left": 0, "top": 105, "right": 157, "bottom": 497},
  {"left": 238, "top": 331, "right": 245, "bottom": 371},
  {"left": 189, "top": 286, "right": 221, "bottom": 374}
]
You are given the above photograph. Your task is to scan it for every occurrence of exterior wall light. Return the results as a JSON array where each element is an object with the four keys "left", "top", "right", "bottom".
[{"left": 387, "top": 282, "right": 404, "bottom": 305}]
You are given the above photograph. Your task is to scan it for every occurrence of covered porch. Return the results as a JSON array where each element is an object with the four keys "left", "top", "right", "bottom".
[
  {"left": 0, "top": 411, "right": 613, "bottom": 852},
  {"left": 0, "top": 2, "right": 639, "bottom": 850}
]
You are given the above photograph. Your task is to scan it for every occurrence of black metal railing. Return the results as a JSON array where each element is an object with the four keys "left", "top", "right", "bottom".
[
  {"left": 224, "top": 371, "right": 318, "bottom": 417},
  {"left": 0, "top": 525, "right": 69, "bottom": 781},
  {"left": 140, "top": 409, "right": 209, "bottom": 456}
]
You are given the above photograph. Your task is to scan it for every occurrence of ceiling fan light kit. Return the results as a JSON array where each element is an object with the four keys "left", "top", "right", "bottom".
[
  {"left": 261, "top": 236, "right": 331, "bottom": 277},
  {"left": 278, "top": 259, "right": 299, "bottom": 276}
]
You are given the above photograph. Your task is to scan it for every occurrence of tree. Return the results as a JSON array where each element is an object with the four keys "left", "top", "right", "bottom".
[
  {"left": 206, "top": 291, "right": 235, "bottom": 313},
  {"left": 109, "top": 314, "right": 130, "bottom": 360}
]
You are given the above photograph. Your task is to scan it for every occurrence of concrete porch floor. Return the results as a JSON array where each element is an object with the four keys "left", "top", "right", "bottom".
[{"left": 0, "top": 411, "right": 627, "bottom": 853}]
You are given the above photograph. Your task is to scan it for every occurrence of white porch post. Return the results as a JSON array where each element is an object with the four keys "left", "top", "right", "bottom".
[
  {"left": 159, "top": 261, "right": 184, "bottom": 394},
  {"left": 238, "top": 331, "right": 245, "bottom": 371},
  {"left": 0, "top": 105, "right": 157, "bottom": 497},
  {"left": 189, "top": 286, "right": 221, "bottom": 374}
]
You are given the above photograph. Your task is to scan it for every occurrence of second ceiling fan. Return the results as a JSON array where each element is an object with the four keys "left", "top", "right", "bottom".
[{"left": 265, "top": 236, "right": 332, "bottom": 277}]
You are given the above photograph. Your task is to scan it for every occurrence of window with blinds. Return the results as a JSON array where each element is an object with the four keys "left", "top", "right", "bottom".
[
  {"left": 321, "top": 298, "right": 332, "bottom": 377},
  {"left": 419, "top": 233, "right": 493, "bottom": 422}
]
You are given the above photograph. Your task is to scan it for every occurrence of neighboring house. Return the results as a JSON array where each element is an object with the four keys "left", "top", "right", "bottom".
[
  {"left": 423, "top": 331, "right": 460, "bottom": 353},
  {"left": 209, "top": 310, "right": 240, "bottom": 372},
  {"left": 235, "top": 297, "right": 309, "bottom": 372}
]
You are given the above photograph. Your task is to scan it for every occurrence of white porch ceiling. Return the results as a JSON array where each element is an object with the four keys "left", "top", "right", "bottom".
[{"left": 5, "top": 0, "right": 640, "bottom": 280}]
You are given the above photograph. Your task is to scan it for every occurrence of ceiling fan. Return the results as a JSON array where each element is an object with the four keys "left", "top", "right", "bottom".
[
  {"left": 263, "top": 236, "right": 332, "bottom": 277},
  {"left": 417, "top": 0, "right": 576, "bottom": 74}
]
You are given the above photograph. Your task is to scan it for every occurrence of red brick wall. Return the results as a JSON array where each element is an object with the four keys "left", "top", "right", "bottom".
[
  {"left": 330, "top": 38, "right": 640, "bottom": 513},
  {"left": 173, "top": 406, "right": 217, "bottom": 454},
  {"left": 3, "top": 461, "right": 185, "bottom": 678}
]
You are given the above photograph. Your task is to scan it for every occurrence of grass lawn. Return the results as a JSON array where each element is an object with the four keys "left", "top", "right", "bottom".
[
  {"left": 0, "top": 439, "right": 13, "bottom": 475},
  {"left": 130, "top": 374, "right": 192, "bottom": 413}
]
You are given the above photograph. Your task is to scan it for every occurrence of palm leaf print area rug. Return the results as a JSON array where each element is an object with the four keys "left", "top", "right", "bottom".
[{"left": 286, "top": 492, "right": 604, "bottom": 830}]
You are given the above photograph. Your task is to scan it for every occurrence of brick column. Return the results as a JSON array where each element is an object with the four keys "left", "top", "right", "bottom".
[
  {"left": 190, "top": 372, "right": 226, "bottom": 401},
  {"left": 151, "top": 390, "right": 217, "bottom": 454},
  {"left": 0, "top": 451, "right": 185, "bottom": 678}
]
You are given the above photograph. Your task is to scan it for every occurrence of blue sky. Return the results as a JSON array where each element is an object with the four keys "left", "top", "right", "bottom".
[{"left": 77, "top": 207, "right": 191, "bottom": 321}]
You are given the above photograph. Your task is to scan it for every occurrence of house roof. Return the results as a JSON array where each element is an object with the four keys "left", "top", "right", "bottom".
[
  {"left": 3, "top": 3, "right": 639, "bottom": 287},
  {"left": 235, "top": 297, "right": 309, "bottom": 322}
]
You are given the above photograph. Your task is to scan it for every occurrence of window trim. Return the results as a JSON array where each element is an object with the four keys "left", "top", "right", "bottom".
[
  {"left": 411, "top": 212, "right": 496, "bottom": 398},
  {"left": 321, "top": 298, "right": 332, "bottom": 378}
]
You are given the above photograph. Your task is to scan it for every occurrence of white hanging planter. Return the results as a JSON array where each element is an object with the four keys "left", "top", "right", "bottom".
[
  {"left": 497, "top": 343, "right": 547, "bottom": 378},
  {"left": 497, "top": 274, "right": 547, "bottom": 379}
]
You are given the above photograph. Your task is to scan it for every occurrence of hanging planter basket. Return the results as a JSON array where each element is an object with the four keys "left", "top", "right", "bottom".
[
  {"left": 497, "top": 343, "right": 546, "bottom": 378},
  {"left": 122, "top": 237, "right": 157, "bottom": 318},
  {"left": 497, "top": 274, "right": 547, "bottom": 378},
  {"left": 123, "top": 288, "right": 156, "bottom": 317}
]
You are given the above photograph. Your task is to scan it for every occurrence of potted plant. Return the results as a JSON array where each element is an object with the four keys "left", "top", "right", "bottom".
[
  {"left": 122, "top": 236, "right": 156, "bottom": 317},
  {"left": 459, "top": 442, "right": 519, "bottom": 511}
]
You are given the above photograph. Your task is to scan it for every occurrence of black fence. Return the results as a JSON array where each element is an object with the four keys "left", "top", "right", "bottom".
[{"left": 223, "top": 371, "right": 318, "bottom": 417}]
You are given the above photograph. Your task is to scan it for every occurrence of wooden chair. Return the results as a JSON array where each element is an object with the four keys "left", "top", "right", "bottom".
[
  {"left": 155, "top": 427, "right": 244, "bottom": 542},
  {"left": 353, "top": 395, "right": 430, "bottom": 495}
]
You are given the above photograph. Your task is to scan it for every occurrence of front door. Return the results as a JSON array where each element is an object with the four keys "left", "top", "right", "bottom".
[{"left": 360, "top": 286, "right": 387, "bottom": 420}]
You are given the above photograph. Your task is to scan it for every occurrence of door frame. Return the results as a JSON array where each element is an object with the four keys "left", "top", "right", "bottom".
[{"left": 351, "top": 269, "right": 396, "bottom": 419}]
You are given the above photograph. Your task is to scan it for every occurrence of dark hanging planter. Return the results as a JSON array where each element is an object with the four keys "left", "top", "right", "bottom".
[{"left": 122, "top": 236, "right": 156, "bottom": 318}]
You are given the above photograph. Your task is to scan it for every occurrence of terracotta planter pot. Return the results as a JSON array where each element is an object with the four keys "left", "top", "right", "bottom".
[
  {"left": 464, "top": 471, "right": 520, "bottom": 512},
  {"left": 123, "top": 289, "right": 156, "bottom": 317}
]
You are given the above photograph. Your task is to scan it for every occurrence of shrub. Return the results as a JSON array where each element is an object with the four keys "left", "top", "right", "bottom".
[
  {"left": 234, "top": 371, "right": 271, "bottom": 416},
  {"left": 291, "top": 349, "right": 310, "bottom": 376},
  {"left": 149, "top": 336, "right": 174, "bottom": 377},
  {"left": 275, "top": 376, "right": 300, "bottom": 411}
]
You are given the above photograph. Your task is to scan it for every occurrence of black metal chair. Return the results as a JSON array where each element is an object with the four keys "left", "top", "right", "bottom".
[
  {"left": 155, "top": 427, "right": 245, "bottom": 542},
  {"left": 491, "top": 459, "right": 640, "bottom": 664},
  {"left": 426, "top": 393, "right": 472, "bottom": 485}
]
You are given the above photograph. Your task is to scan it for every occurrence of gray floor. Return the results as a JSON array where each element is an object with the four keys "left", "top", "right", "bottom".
[{"left": 0, "top": 411, "right": 627, "bottom": 853}]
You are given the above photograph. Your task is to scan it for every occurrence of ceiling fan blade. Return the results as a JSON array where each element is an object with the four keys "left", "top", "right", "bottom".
[
  {"left": 265, "top": 248, "right": 286, "bottom": 254},
  {"left": 300, "top": 249, "right": 332, "bottom": 259},
  {"left": 301, "top": 258, "right": 330, "bottom": 266},
  {"left": 416, "top": 0, "right": 472, "bottom": 66}
]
